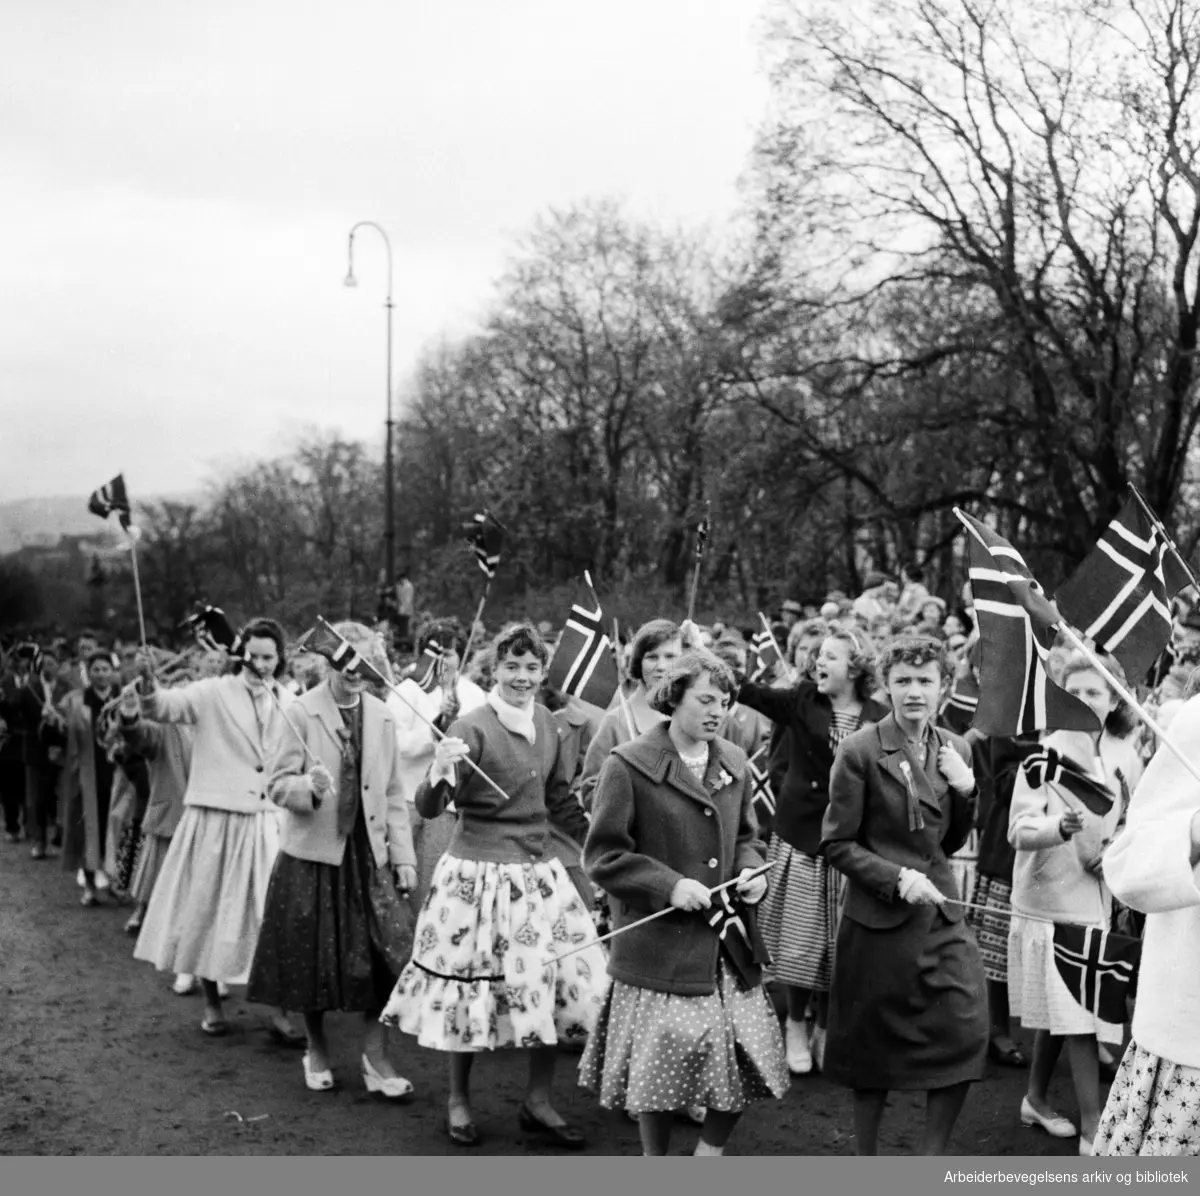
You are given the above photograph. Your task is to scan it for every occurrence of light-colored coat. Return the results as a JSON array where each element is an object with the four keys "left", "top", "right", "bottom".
[
  {"left": 60, "top": 689, "right": 108, "bottom": 872},
  {"left": 141, "top": 673, "right": 293, "bottom": 814},
  {"left": 268, "top": 683, "right": 416, "bottom": 870},
  {"left": 1008, "top": 728, "right": 1142, "bottom": 924},
  {"left": 1103, "top": 694, "right": 1200, "bottom": 1068}
]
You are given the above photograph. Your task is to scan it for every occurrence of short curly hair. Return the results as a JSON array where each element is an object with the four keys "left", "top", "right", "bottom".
[
  {"left": 821, "top": 623, "right": 879, "bottom": 701},
  {"left": 648, "top": 651, "right": 737, "bottom": 716},
  {"left": 878, "top": 636, "right": 950, "bottom": 685},
  {"left": 492, "top": 621, "right": 549, "bottom": 667},
  {"left": 630, "top": 619, "right": 682, "bottom": 685}
]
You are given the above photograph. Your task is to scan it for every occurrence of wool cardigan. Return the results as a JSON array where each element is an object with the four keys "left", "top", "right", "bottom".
[
  {"left": 413, "top": 702, "right": 588, "bottom": 864},
  {"left": 268, "top": 683, "right": 416, "bottom": 870},
  {"left": 140, "top": 673, "right": 293, "bottom": 815},
  {"left": 584, "top": 723, "right": 765, "bottom": 996}
]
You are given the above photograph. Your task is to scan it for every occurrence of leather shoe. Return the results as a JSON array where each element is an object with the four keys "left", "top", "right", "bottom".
[
  {"left": 303, "top": 1053, "right": 335, "bottom": 1092},
  {"left": 446, "top": 1114, "right": 481, "bottom": 1147},
  {"left": 518, "top": 1103, "right": 586, "bottom": 1150},
  {"left": 1020, "top": 1096, "right": 1076, "bottom": 1138}
]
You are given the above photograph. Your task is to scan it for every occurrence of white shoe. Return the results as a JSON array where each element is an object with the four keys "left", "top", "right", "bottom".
[
  {"left": 217, "top": 982, "right": 230, "bottom": 998},
  {"left": 1079, "top": 1136, "right": 1094, "bottom": 1156},
  {"left": 303, "top": 1053, "right": 335, "bottom": 1092},
  {"left": 95, "top": 870, "right": 110, "bottom": 890},
  {"left": 685, "top": 1106, "right": 707, "bottom": 1125},
  {"left": 1020, "top": 1096, "right": 1077, "bottom": 1139},
  {"left": 362, "top": 1054, "right": 414, "bottom": 1100},
  {"left": 173, "top": 974, "right": 198, "bottom": 996},
  {"left": 786, "top": 1018, "right": 813, "bottom": 1074}
]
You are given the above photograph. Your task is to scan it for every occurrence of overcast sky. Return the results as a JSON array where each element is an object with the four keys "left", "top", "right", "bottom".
[{"left": 0, "top": 0, "right": 769, "bottom": 505}]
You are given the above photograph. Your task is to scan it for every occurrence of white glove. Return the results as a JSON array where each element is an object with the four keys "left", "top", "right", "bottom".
[
  {"left": 938, "top": 744, "right": 975, "bottom": 794},
  {"left": 897, "top": 867, "right": 946, "bottom": 906}
]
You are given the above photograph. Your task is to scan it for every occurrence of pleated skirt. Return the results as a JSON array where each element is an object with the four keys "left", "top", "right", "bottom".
[{"left": 129, "top": 831, "right": 172, "bottom": 907}]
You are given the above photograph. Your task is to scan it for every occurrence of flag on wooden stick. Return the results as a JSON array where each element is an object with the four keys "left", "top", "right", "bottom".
[
  {"left": 956, "top": 510, "right": 1100, "bottom": 737},
  {"left": 414, "top": 640, "right": 446, "bottom": 694},
  {"left": 297, "top": 618, "right": 375, "bottom": 681},
  {"left": 182, "top": 606, "right": 245, "bottom": 659},
  {"left": 749, "top": 625, "right": 783, "bottom": 682},
  {"left": 464, "top": 510, "right": 505, "bottom": 579},
  {"left": 1054, "top": 492, "right": 1192, "bottom": 684},
  {"left": 545, "top": 572, "right": 621, "bottom": 710},
  {"left": 1018, "top": 745, "right": 1115, "bottom": 817},
  {"left": 87, "top": 473, "right": 133, "bottom": 531}
]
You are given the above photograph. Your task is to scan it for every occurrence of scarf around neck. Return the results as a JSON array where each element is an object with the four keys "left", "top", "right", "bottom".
[{"left": 487, "top": 689, "right": 537, "bottom": 744}]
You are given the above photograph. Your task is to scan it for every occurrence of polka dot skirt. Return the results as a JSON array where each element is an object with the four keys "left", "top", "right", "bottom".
[{"left": 579, "top": 960, "right": 789, "bottom": 1114}]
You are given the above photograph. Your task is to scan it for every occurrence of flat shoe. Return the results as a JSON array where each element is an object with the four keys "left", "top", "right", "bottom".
[
  {"left": 30, "top": 845, "right": 47, "bottom": 860},
  {"left": 518, "top": 1103, "right": 586, "bottom": 1150},
  {"left": 303, "top": 1053, "right": 335, "bottom": 1092},
  {"left": 201, "top": 1014, "right": 230, "bottom": 1037},
  {"left": 446, "top": 1116, "right": 481, "bottom": 1147},
  {"left": 362, "top": 1054, "right": 414, "bottom": 1100},
  {"left": 988, "top": 1037, "right": 1028, "bottom": 1067},
  {"left": 1079, "top": 1136, "right": 1094, "bottom": 1156},
  {"left": 270, "top": 1020, "right": 307, "bottom": 1048},
  {"left": 80, "top": 891, "right": 100, "bottom": 907},
  {"left": 123, "top": 914, "right": 143, "bottom": 936},
  {"left": 173, "top": 974, "right": 198, "bottom": 996},
  {"left": 1020, "top": 1096, "right": 1076, "bottom": 1139}
]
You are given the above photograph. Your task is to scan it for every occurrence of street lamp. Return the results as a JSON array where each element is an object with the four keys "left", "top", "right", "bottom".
[{"left": 344, "top": 221, "right": 396, "bottom": 603}]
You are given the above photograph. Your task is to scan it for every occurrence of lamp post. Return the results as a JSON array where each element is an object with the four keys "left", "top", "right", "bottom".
[{"left": 344, "top": 221, "right": 396, "bottom": 605}]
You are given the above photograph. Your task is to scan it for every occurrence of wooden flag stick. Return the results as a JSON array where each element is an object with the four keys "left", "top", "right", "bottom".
[
  {"left": 1129, "top": 483, "right": 1200, "bottom": 596},
  {"left": 686, "top": 501, "right": 711, "bottom": 624},
  {"left": 260, "top": 678, "right": 320, "bottom": 766},
  {"left": 613, "top": 617, "right": 636, "bottom": 739},
  {"left": 546, "top": 861, "right": 779, "bottom": 966},
  {"left": 460, "top": 579, "right": 491, "bottom": 674},
  {"left": 1055, "top": 621, "right": 1200, "bottom": 791},
  {"left": 127, "top": 534, "right": 150, "bottom": 655}
]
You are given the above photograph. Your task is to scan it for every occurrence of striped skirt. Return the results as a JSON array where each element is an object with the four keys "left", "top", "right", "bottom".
[
  {"left": 757, "top": 835, "right": 843, "bottom": 992},
  {"left": 965, "top": 874, "right": 1011, "bottom": 984}
]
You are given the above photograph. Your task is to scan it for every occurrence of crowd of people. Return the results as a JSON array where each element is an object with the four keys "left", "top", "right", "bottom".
[{"left": 4, "top": 561, "right": 1200, "bottom": 1157}]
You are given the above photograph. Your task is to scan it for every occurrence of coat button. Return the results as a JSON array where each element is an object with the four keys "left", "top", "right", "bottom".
[
  {"left": 704, "top": 809, "right": 713, "bottom": 817},
  {"left": 708, "top": 858, "right": 718, "bottom": 868},
  {"left": 256, "top": 765, "right": 264, "bottom": 773}
]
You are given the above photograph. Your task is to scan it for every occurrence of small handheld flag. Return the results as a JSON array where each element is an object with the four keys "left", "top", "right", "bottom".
[
  {"left": 464, "top": 510, "right": 505, "bottom": 579},
  {"left": 1052, "top": 924, "right": 1139, "bottom": 1025},
  {"left": 545, "top": 572, "right": 621, "bottom": 709},
  {"left": 749, "top": 625, "right": 783, "bottom": 681},
  {"left": 704, "top": 884, "right": 773, "bottom": 990},
  {"left": 296, "top": 619, "right": 375, "bottom": 681},
  {"left": 747, "top": 747, "right": 776, "bottom": 827},
  {"left": 182, "top": 606, "right": 245, "bottom": 659},
  {"left": 415, "top": 640, "right": 446, "bottom": 694},
  {"left": 87, "top": 474, "right": 133, "bottom": 531},
  {"left": 1018, "top": 745, "right": 1115, "bottom": 816}
]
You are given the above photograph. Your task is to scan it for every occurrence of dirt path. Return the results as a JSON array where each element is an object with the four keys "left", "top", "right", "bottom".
[{"left": 0, "top": 836, "right": 1093, "bottom": 1156}]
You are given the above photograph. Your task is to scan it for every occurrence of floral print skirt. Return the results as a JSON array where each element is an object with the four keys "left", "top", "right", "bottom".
[
  {"left": 381, "top": 852, "right": 608, "bottom": 1052},
  {"left": 1095, "top": 1040, "right": 1200, "bottom": 1156}
]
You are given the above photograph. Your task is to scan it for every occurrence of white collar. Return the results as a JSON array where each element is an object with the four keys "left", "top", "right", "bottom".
[{"left": 487, "top": 689, "right": 536, "bottom": 744}]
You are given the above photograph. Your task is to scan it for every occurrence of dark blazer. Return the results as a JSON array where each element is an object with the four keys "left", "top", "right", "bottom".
[
  {"left": 738, "top": 678, "right": 889, "bottom": 856},
  {"left": 10, "top": 675, "right": 69, "bottom": 766},
  {"left": 584, "top": 723, "right": 765, "bottom": 996},
  {"left": 820, "top": 715, "right": 976, "bottom": 931}
]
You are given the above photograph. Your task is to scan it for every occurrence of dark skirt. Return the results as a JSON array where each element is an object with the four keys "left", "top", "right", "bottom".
[
  {"left": 824, "top": 908, "right": 988, "bottom": 1091},
  {"left": 246, "top": 808, "right": 414, "bottom": 1013}
]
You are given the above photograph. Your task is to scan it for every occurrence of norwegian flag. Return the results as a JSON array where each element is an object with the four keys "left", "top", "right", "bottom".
[
  {"left": 747, "top": 746, "right": 776, "bottom": 826},
  {"left": 1018, "top": 745, "right": 1115, "bottom": 816},
  {"left": 1052, "top": 924, "right": 1140, "bottom": 1025},
  {"left": 957, "top": 510, "right": 1100, "bottom": 737},
  {"left": 464, "top": 510, "right": 505, "bottom": 579},
  {"left": 87, "top": 473, "right": 133, "bottom": 531},
  {"left": 181, "top": 605, "right": 246, "bottom": 659},
  {"left": 545, "top": 573, "right": 620, "bottom": 709},
  {"left": 705, "top": 866, "right": 773, "bottom": 989},
  {"left": 414, "top": 639, "right": 446, "bottom": 694},
  {"left": 1055, "top": 492, "right": 1192, "bottom": 683},
  {"left": 749, "top": 624, "right": 783, "bottom": 681},
  {"left": 297, "top": 618, "right": 376, "bottom": 682}
]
